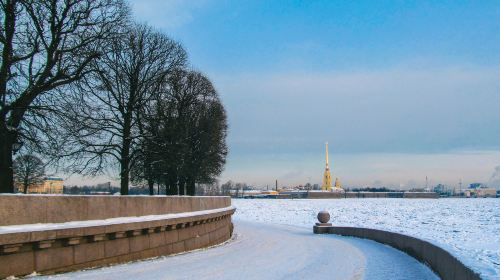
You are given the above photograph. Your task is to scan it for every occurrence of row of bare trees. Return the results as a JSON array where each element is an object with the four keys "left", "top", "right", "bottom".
[
  {"left": 0, "top": 0, "right": 228, "bottom": 195},
  {"left": 130, "top": 69, "right": 228, "bottom": 195}
]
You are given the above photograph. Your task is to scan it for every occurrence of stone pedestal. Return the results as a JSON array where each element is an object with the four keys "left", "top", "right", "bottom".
[{"left": 313, "top": 211, "right": 332, "bottom": 234}]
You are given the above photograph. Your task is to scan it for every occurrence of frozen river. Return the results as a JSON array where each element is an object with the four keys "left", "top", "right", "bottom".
[{"left": 232, "top": 198, "right": 500, "bottom": 280}]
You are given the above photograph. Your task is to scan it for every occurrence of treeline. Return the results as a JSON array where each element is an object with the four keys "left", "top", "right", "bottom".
[
  {"left": 221, "top": 181, "right": 253, "bottom": 191},
  {"left": 64, "top": 185, "right": 124, "bottom": 195},
  {"left": 64, "top": 184, "right": 227, "bottom": 196},
  {"left": 0, "top": 1, "right": 227, "bottom": 196}
]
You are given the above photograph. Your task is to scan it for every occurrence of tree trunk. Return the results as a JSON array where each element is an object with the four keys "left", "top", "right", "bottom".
[
  {"left": 164, "top": 181, "right": 169, "bottom": 195},
  {"left": 166, "top": 174, "right": 176, "bottom": 195},
  {"left": 186, "top": 179, "right": 196, "bottom": 196},
  {"left": 167, "top": 183, "right": 174, "bottom": 195},
  {"left": 0, "top": 127, "right": 14, "bottom": 193},
  {"left": 120, "top": 114, "right": 132, "bottom": 195},
  {"left": 119, "top": 142, "right": 130, "bottom": 195},
  {"left": 148, "top": 179, "right": 154, "bottom": 195},
  {"left": 120, "top": 152, "right": 130, "bottom": 195},
  {"left": 178, "top": 177, "right": 185, "bottom": 196},
  {"left": 0, "top": 0, "right": 16, "bottom": 192}
]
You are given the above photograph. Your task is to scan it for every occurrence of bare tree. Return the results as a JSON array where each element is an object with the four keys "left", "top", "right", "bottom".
[
  {"left": 187, "top": 97, "right": 228, "bottom": 195},
  {"left": 173, "top": 70, "right": 228, "bottom": 196},
  {"left": 61, "top": 24, "right": 187, "bottom": 195},
  {"left": 13, "top": 154, "right": 44, "bottom": 193},
  {"left": 221, "top": 180, "right": 232, "bottom": 196},
  {"left": 131, "top": 112, "right": 163, "bottom": 195},
  {"left": 132, "top": 69, "right": 228, "bottom": 196},
  {"left": 0, "top": 0, "right": 128, "bottom": 193}
]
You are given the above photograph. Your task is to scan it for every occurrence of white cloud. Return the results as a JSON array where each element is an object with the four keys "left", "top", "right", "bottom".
[
  {"left": 129, "top": 0, "right": 210, "bottom": 29},
  {"left": 216, "top": 65, "right": 500, "bottom": 154}
]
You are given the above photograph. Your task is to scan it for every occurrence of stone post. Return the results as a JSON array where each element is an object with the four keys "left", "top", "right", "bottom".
[{"left": 313, "top": 210, "right": 332, "bottom": 234}]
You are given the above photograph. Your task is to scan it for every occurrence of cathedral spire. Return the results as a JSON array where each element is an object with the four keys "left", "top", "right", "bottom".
[
  {"left": 322, "top": 142, "right": 332, "bottom": 191},
  {"left": 325, "top": 142, "right": 329, "bottom": 168}
]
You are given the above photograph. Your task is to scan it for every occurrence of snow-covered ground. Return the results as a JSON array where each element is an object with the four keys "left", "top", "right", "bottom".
[
  {"left": 232, "top": 198, "right": 500, "bottom": 280},
  {"left": 33, "top": 221, "right": 438, "bottom": 280}
]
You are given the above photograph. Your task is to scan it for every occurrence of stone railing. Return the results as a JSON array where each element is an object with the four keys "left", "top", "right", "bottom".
[
  {"left": 313, "top": 211, "right": 481, "bottom": 280},
  {"left": 0, "top": 195, "right": 235, "bottom": 278},
  {"left": 0, "top": 195, "right": 231, "bottom": 225}
]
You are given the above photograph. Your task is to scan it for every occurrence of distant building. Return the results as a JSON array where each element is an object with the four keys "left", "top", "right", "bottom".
[
  {"left": 469, "top": 183, "right": 484, "bottom": 189},
  {"left": 475, "top": 188, "right": 497, "bottom": 198},
  {"left": 464, "top": 188, "right": 497, "bottom": 198},
  {"left": 433, "top": 184, "right": 445, "bottom": 193},
  {"left": 17, "top": 177, "right": 64, "bottom": 194},
  {"left": 334, "top": 177, "right": 343, "bottom": 189},
  {"left": 261, "top": 190, "right": 278, "bottom": 195}
]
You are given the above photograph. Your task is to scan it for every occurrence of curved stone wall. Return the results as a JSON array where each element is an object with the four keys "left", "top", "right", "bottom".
[
  {"left": 0, "top": 195, "right": 235, "bottom": 278},
  {"left": 313, "top": 225, "right": 481, "bottom": 280}
]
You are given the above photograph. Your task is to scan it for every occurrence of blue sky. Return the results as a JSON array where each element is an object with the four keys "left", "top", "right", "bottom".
[{"left": 118, "top": 0, "right": 500, "bottom": 188}]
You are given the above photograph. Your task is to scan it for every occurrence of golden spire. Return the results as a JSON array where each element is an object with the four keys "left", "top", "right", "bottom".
[
  {"left": 322, "top": 142, "right": 332, "bottom": 191},
  {"left": 325, "top": 142, "right": 329, "bottom": 168}
]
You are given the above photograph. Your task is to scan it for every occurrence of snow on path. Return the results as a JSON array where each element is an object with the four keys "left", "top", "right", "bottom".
[
  {"left": 33, "top": 221, "right": 437, "bottom": 280},
  {"left": 232, "top": 198, "right": 499, "bottom": 279}
]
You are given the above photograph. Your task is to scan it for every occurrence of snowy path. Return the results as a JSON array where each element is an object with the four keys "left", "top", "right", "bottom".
[{"left": 34, "top": 221, "right": 438, "bottom": 280}]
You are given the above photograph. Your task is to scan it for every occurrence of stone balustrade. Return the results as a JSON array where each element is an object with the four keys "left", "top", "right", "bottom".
[
  {"left": 0, "top": 195, "right": 235, "bottom": 278},
  {"left": 0, "top": 195, "right": 231, "bottom": 225}
]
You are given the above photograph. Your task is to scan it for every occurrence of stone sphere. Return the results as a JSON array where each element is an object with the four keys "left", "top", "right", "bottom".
[{"left": 317, "top": 211, "right": 330, "bottom": 223}]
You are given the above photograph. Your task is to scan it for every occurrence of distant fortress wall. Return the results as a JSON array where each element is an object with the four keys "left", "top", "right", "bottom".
[
  {"left": 402, "top": 192, "right": 439, "bottom": 198},
  {"left": 306, "top": 192, "right": 343, "bottom": 199},
  {"left": 0, "top": 195, "right": 235, "bottom": 278},
  {"left": 306, "top": 191, "right": 438, "bottom": 199}
]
